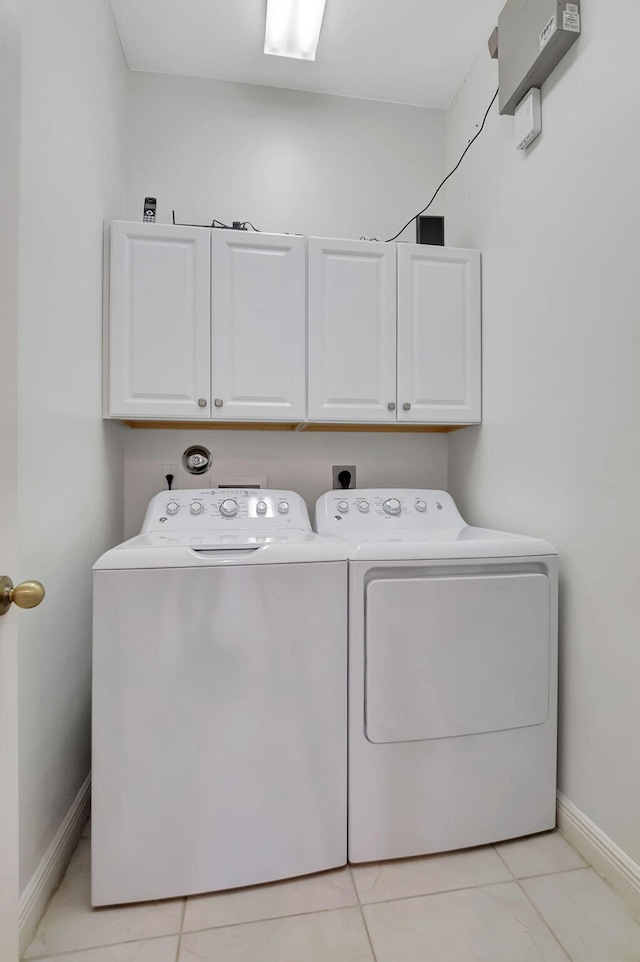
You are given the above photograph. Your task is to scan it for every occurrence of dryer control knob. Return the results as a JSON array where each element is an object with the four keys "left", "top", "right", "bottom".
[
  {"left": 382, "top": 498, "right": 402, "bottom": 516},
  {"left": 357, "top": 501, "right": 370, "bottom": 513},
  {"left": 337, "top": 500, "right": 349, "bottom": 513},
  {"left": 278, "top": 500, "right": 290, "bottom": 514},
  {"left": 415, "top": 500, "right": 427, "bottom": 512},
  {"left": 255, "top": 501, "right": 268, "bottom": 515},
  {"left": 190, "top": 501, "right": 204, "bottom": 515},
  {"left": 219, "top": 499, "right": 238, "bottom": 518},
  {"left": 166, "top": 501, "right": 179, "bottom": 515}
]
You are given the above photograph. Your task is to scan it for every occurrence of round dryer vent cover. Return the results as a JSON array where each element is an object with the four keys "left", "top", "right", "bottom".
[{"left": 182, "top": 445, "right": 212, "bottom": 475}]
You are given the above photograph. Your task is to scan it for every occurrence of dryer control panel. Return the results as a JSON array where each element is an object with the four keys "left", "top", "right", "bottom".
[
  {"left": 315, "top": 489, "right": 465, "bottom": 534},
  {"left": 141, "top": 489, "right": 311, "bottom": 532}
]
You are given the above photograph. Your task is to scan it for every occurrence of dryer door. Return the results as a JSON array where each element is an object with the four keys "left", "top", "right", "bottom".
[{"left": 365, "top": 571, "right": 550, "bottom": 743}]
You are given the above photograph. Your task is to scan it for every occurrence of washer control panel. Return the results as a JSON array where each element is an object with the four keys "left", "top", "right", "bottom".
[
  {"left": 141, "top": 489, "right": 310, "bottom": 533},
  {"left": 315, "top": 489, "right": 464, "bottom": 533}
]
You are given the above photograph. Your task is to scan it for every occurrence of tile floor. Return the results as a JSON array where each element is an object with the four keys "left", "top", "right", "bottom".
[{"left": 23, "top": 823, "right": 640, "bottom": 962}]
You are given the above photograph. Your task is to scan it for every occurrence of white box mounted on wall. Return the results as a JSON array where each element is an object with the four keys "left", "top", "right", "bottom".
[{"left": 515, "top": 88, "right": 542, "bottom": 149}]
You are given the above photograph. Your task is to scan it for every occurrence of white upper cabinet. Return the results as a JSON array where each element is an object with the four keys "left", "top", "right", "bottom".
[
  {"left": 211, "top": 231, "right": 306, "bottom": 421},
  {"left": 397, "top": 245, "right": 481, "bottom": 423},
  {"left": 107, "top": 223, "right": 481, "bottom": 427},
  {"left": 109, "top": 222, "right": 211, "bottom": 419},
  {"left": 307, "top": 238, "right": 397, "bottom": 421}
]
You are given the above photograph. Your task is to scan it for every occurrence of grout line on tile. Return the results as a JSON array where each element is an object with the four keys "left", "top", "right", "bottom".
[
  {"left": 516, "top": 864, "right": 589, "bottom": 881},
  {"left": 492, "top": 840, "right": 588, "bottom": 881},
  {"left": 178, "top": 861, "right": 356, "bottom": 932},
  {"left": 357, "top": 902, "right": 379, "bottom": 962},
  {"left": 492, "top": 844, "right": 519, "bottom": 880},
  {"left": 180, "top": 902, "right": 363, "bottom": 938},
  {"left": 513, "top": 875, "right": 575, "bottom": 961},
  {"left": 347, "top": 865, "right": 378, "bottom": 960},
  {"left": 22, "top": 931, "right": 182, "bottom": 961},
  {"left": 347, "top": 864, "right": 362, "bottom": 904},
  {"left": 175, "top": 896, "right": 187, "bottom": 962},
  {"left": 349, "top": 873, "right": 524, "bottom": 907}
]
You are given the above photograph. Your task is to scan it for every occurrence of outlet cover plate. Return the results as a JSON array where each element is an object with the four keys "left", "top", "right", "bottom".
[
  {"left": 161, "top": 463, "right": 179, "bottom": 491},
  {"left": 333, "top": 465, "right": 356, "bottom": 490}
]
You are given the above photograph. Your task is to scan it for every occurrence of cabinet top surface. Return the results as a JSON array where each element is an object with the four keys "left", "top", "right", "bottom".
[{"left": 110, "top": 221, "right": 480, "bottom": 254}]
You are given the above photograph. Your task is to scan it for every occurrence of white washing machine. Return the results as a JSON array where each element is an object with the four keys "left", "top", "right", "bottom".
[
  {"left": 315, "top": 489, "right": 558, "bottom": 864},
  {"left": 92, "top": 489, "right": 347, "bottom": 906}
]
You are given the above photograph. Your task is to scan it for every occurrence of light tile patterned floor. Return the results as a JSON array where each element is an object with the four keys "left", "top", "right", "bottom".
[{"left": 23, "top": 823, "right": 640, "bottom": 962}]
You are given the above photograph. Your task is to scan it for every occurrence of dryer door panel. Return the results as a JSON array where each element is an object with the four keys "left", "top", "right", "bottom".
[{"left": 365, "top": 572, "right": 550, "bottom": 744}]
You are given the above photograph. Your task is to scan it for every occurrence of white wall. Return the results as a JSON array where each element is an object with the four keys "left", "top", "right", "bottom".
[
  {"left": 17, "top": 0, "right": 128, "bottom": 891},
  {"left": 124, "top": 430, "right": 448, "bottom": 539},
  {"left": 122, "top": 71, "right": 450, "bottom": 530},
  {"left": 126, "top": 72, "right": 445, "bottom": 241},
  {"left": 445, "top": 6, "right": 640, "bottom": 862}
]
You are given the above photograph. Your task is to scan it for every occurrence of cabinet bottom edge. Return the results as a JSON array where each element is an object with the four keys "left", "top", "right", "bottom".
[{"left": 114, "top": 419, "right": 477, "bottom": 433}]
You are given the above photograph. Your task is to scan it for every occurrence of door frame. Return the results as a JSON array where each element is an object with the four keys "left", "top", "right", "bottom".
[{"left": 0, "top": 0, "right": 22, "bottom": 958}]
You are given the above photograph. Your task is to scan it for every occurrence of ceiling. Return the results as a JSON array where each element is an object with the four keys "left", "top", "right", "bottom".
[{"left": 108, "top": 0, "right": 504, "bottom": 109}]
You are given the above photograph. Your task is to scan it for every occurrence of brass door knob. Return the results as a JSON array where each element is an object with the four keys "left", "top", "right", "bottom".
[{"left": 0, "top": 576, "right": 46, "bottom": 617}]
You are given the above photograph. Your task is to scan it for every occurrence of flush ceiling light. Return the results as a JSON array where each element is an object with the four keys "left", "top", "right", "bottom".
[{"left": 264, "top": 0, "right": 328, "bottom": 61}]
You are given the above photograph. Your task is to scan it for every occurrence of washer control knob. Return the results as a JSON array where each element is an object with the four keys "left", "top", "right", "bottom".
[
  {"left": 256, "top": 501, "right": 268, "bottom": 515},
  {"left": 278, "top": 500, "right": 290, "bottom": 514},
  {"left": 357, "top": 501, "right": 370, "bottom": 513},
  {"left": 190, "top": 501, "right": 204, "bottom": 515},
  {"left": 166, "top": 501, "right": 179, "bottom": 515},
  {"left": 337, "top": 500, "right": 349, "bottom": 513},
  {"left": 382, "top": 498, "right": 402, "bottom": 516},
  {"left": 219, "top": 499, "right": 238, "bottom": 518},
  {"left": 415, "top": 500, "right": 427, "bottom": 512}
]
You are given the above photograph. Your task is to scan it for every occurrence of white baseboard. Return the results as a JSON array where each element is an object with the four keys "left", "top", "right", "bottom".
[
  {"left": 19, "top": 773, "right": 91, "bottom": 955},
  {"left": 557, "top": 791, "right": 640, "bottom": 917}
]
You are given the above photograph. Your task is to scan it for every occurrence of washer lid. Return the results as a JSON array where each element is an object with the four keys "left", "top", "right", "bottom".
[{"left": 94, "top": 528, "right": 346, "bottom": 570}]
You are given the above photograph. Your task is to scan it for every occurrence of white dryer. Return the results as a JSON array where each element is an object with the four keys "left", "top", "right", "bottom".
[
  {"left": 315, "top": 489, "right": 558, "bottom": 864},
  {"left": 92, "top": 489, "right": 347, "bottom": 906}
]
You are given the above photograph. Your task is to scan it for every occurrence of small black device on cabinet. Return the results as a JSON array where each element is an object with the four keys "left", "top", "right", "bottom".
[
  {"left": 416, "top": 215, "right": 445, "bottom": 246},
  {"left": 143, "top": 197, "right": 157, "bottom": 223}
]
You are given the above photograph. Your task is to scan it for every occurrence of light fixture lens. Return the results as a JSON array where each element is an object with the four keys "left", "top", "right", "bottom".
[{"left": 264, "top": 0, "right": 327, "bottom": 61}]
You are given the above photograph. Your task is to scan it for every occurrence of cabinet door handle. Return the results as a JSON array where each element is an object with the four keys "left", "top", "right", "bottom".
[
  {"left": 198, "top": 398, "right": 208, "bottom": 408},
  {"left": 403, "top": 402, "right": 411, "bottom": 411},
  {"left": 387, "top": 402, "right": 396, "bottom": 411},
  {"left": 214, "top": 398, "right": 224, "bottom": 408}
]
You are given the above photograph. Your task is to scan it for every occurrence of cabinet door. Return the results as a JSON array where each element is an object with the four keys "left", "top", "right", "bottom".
[
  {"left": 397, "top": 245, "right": 481, "bottom": 423},
  {"left": 211, "top": 231, "right": 306, "bottom": 421},
  {"left": 109, "top": 222, "right": 211, "bottom": 419},
  {"left": 308, "top": 238, "right": 397, "bottom": 422}
]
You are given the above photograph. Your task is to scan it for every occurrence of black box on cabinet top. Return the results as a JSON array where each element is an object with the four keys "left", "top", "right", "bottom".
[{"left": 416, "top": 216, "right": 445, "bottom": 246}]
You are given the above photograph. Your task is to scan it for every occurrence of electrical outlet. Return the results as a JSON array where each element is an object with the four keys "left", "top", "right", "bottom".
[
  {"left": 332, "top": 465, "right": 356, "bottom": 490},
  {"left": 161, "top": 463, "right": 179, "bottom": 491}
]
